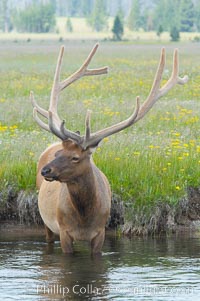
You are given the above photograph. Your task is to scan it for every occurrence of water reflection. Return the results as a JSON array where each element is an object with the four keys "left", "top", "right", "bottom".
[
  {"left": 0, "top": 228, "right": 200, "bottom": 300},
  {"left": 37, "top": 242, "right": 110, "bottom": 300}
]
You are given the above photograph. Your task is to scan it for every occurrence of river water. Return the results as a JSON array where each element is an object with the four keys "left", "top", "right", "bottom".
[{"left": 0, "top": 226, "right": 200, "bottom": 301}]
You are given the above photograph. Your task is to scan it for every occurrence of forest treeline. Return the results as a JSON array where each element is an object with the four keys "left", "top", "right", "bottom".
[{"left": 0, "top": 0, "right": 199, "bottom": 37}]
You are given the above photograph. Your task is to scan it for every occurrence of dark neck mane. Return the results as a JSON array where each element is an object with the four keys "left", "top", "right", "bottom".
[{"left": 66, "top": 167, "right": 97, "bottom": 218}]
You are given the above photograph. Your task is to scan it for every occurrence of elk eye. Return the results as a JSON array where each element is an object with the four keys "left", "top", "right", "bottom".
[{"left": 71, "top": 156, "right": 80, "bottom": 163}]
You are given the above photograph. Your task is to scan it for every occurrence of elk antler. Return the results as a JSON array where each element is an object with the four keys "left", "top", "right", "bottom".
[
  {"left": 31, "top": 46, "right": 188, "bottom": 149},
  {"left": 79, "top": 48, "right": 189, "bottom": 148},
  {"left": 31, "top": 43, "right": 108, "bottom": 142}
]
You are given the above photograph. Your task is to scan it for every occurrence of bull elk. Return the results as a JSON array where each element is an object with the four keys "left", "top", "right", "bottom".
[{"left": 30, "top": 44, "right": 188, "bottom": 254}]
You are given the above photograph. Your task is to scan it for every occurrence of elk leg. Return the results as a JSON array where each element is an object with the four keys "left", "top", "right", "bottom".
[
  {"left": 60, "top": 230, "right": 74, "bottom": 254},
  {"left": 45, "top": 225, "right": 55, "bottom": 243},
  {"left": 91, "top": 229, "right": 105, "bottom": 254}
]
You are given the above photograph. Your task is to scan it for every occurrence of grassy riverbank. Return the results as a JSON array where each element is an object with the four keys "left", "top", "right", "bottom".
[{"left": 0, "top": 40, "right": 199, "bottom": 232}]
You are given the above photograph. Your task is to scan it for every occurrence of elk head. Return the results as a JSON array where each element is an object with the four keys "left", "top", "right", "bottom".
[
  {"left": 41, "top": 140, "right": 93, "bottom": 183},
  {"left": 30, "top": 44, "right": 188, "bottom": 183}
]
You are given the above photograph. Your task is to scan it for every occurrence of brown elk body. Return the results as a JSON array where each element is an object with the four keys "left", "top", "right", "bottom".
[
  {"left": 31, "top": 44, "right": 188, "bottom": 254},
  {"left": 38, "top": 140, "right": 111, "bottom": 253}
]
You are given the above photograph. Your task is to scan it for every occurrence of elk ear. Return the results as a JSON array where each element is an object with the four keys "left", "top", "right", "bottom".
[{"left": 55, "top": 149, "right": 63, "bottom": 157}]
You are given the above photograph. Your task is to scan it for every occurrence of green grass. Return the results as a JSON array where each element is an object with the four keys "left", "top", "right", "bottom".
[{"left": 0, "top": 40, "right": 199, "bottom": 221}]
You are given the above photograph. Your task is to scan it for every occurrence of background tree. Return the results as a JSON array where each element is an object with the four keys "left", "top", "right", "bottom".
[
  {"left": 13, "top": 2, "right": 56, "bottom": 33},
  {"left": 0, "top": 0, "right": 12, "bottom": 32},
  {"left": 179, "top": 0, "right": 195, "bottom": 32},
  {"left": 66, "top": 0, "right": 80, "bottom": 16},
  {"left": 156, "top": 24, "right": 163, "bottom": 38},
  {"left": 153, "top": 0, "right": 180, "bottom": 32},
  {"left": 66, "top": 17, "right": 73, "bottom": 32},
  {"left": 140, "top": 8, "right": 152, "bottom": 31},
  {"left": 170, "top": 26, "right": 180, "bottom": 41},
  {"left": 81, "top": 0, "right": 93, "bottom": 17},
  {"left": 87, "top": 0, "right": 107, "bottom": 32},
  {"left": 127, "top": 0, "right": 141, "bottom": 31},
  {"left": 112, "top": 15, "right": 124, "bottom": 40},
  {"left": 116, "top": 6, "right": 125, "bottom": 26},
  {"left": 2, "top": 0, "right": 200, "bottom": 35},
  {"left": 195, "top": 2, "right": 200, "bottom": 32},
  {"left": 153, "top": 0, "right": 166, "bottom": 30}
]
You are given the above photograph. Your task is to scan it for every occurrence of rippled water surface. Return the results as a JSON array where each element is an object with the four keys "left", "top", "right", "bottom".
[{"left": 0, "top": 226, "right": 200, "bottom": 300}]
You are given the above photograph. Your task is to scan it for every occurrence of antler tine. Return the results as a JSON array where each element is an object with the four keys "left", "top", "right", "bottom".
[
  {"left": 135, "top": 47, "right": 166, "bottom": 122},
  {"left": 158, "top": 49, "right": 189, "bottom": 98},
  {"left": 47, "top": 111, "right": 66, "bottom": 140},
  {"left": 59, "top": 118, "right": 82, "bottom": 143},
  {"left": 49, "top": 45, "right": 65, "bottom": 118},
  {"left": 30, "top": 91, "right": 48, "bottom": 118},
  {"left": 81, "top": 97, "right": 140, "bottom": 149},
  {"left": 30, "top": 91, "right": 50, "bottom": 132},
  {"left": 82, "top": 43, "right": 108, "bottom": 76},
  {"left": 33, "top": 107, "right": 50, "bottom": 132},
  {"left": 85, "top": 110, "right": 91, "bottom": 141},
  {"left": 42, "top": 46, "right": 65, "bottom": 139},
  {"left": 60, "top": 43, "right": 108, "bottom": 91}
]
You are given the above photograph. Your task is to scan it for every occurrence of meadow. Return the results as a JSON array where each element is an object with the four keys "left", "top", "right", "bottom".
[{"left": 0, "top": 39, "right": 199, "bottom": 230}]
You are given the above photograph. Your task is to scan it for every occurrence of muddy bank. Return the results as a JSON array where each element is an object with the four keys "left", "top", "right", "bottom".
[
  {"left": 0, "top": 187, "right": 124, "bottom": 229},
  {"left": 0, "top": 186, "right": 200, "bottom": 234},
  {"left": 122, "top": 187, "right": 200, "bottom": 235}
]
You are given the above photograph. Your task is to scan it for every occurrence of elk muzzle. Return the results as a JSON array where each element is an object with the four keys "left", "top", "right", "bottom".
[{"left": 41, "top": 165, "right": 58, "bottom": 182}]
